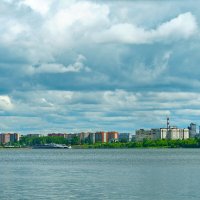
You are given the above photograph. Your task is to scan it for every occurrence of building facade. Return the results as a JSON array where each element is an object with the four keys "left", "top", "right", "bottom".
[
  {"left": 188, "top": 123, "right": 196, "bottom": 138},
  {"left": 107, "top": 131, "right": 118, "bottom": 142},
  {"left": 89, "top": 131, "right": 119, "bottom": 143},
  {"left": 0, "top": 133, "right": 20, "bottom": 144},
  {"left": 95, "top": 132, "right": 107, "bottom": 143},
  {"left": 48, "top": 133, "right": 68, "bottom": 138},
  {"left": 160, "top": 128, "right": 189, "bottom": 140},
  {"left": 89, "top": 133, "right": 95, "bottom": 144},
  {"left": 79, "top": 132, "right": 90, "bottom": 143},
  {"left": 118, "top": 133, "right": 131, "bottom": 142},
  {"left": 135, "top": 129, "right": 160, "bottom": 141},
  {"left": 136, "top": 127, "right": 189, "bottom": 141},
  {"left": 26, "top": 134, "right": 42, "bottom": 138}
]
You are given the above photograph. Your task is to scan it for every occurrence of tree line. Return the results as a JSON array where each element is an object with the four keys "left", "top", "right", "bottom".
[
  {"left": 82, "top": 138, "right": 200, "bottom": 148},
  {"left": 1, "top": 136, "right": 200, "bottom": 148}
]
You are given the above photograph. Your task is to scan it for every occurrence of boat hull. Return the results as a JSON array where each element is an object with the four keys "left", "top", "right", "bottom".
[{"left": 32, "top": 144, "right": 71, "bottom": 149}]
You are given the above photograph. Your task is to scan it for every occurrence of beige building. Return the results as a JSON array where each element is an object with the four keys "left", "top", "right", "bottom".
[
  {"left": 160, "top": 128, "right": 189, "bottom": 140},
  {"left": 136, "top": 127, "right": 189, "bottom": 141}
]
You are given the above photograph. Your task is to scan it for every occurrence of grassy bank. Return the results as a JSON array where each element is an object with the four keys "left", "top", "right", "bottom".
[
  {"left": 80, "top": 138, "right": 200, "bottom": 149},
  {"left": 2, "top": 138, "right": 200, "bottom": 149}
]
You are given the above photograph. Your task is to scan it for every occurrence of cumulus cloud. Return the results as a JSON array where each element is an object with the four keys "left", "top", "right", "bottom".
[
  {"left": 46, "top": 1, "right": 109, "bottom": 29},
  {"left": 7, "top": 89, "right": 199, "bottom": 133},
  {"left": 0, "top": 96, "right": 13, "bottom": 110},
  {"left": 95, "top": 12, "right": 198, "bottom": 44},
  {"left": 20, "top": 0, "right": 52, "bottom": 15},
  {"left": 0, "top": 1, "right": 200, "bottom": 133},
  {"left": 132, "top": 51, "right": 171, "bottom": 83},
  {"left": 27, "top": 54, "right": 90, "bottom": 74}
]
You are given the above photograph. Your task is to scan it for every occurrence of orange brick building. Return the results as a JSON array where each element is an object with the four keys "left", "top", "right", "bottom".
[{"left": 95, "top": 131, "right": 118, "bottom": 143}]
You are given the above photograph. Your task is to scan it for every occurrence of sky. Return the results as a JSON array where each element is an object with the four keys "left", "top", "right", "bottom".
[{"left": 0, "top": 0, "right": 200, "bottom": 134}]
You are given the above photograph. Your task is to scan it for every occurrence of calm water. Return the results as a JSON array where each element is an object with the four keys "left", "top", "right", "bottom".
[{"left": 0, "top": 148, "right": 200, "bottom": 200}]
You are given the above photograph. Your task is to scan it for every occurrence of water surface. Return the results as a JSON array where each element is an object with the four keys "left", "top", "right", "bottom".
[{"left": 0, "top": 149, "right": 200, "bottom": 200}]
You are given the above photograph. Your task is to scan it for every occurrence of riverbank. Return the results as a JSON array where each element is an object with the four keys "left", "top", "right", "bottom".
[
  {"left": 1, "top": 138, "right": 200, "bottom": 149},
  {"left": 79, "top": 139, "right": 200, "bottom": 148}
]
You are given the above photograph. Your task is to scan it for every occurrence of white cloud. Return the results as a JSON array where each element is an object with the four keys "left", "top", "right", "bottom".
[
  {"left": 43, "top": 1, "right": 110, "bottom": 50},
  {"left": 46, "top": 1, "right": 109, "bottom": 30},
  {"left": 1, "top": 1, "right": 200, "bottom": 133},
  {"left": 103, "top": 90, "right": 138, "bottom": 107},
  {"left": 5, "top": 89, "right": 200, "bottom": 133},
  {"left": 21, "top": 0, "right": 53, "bottom": 15},
  {"left": 154, "top": 12, "right": 198, "bottom": 40},
  {"left": 175, "top": 109, "right": 200, "bottom": 116},
  {"left": 27, "top": 54, "right": 90, "bottom": 74},
  {"left": 95, "top": 12, "right": 198, "bottom": 44},
  {"left": 0, "top": 96, "right": 13, "bottom": 110},
  {"left": 132, "top": 51, "right": 171, "bottom": 83},
  {"left": 0, "top": 19, "right": 29, "bottom": 44}
]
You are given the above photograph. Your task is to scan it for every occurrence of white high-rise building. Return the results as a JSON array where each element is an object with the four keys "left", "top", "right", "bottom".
[
  {"left": 160, "top": 128, "right": 189, "bottom": 140},
  {"left": 135, "top": 127, "right": 189, "bottom": 141}
]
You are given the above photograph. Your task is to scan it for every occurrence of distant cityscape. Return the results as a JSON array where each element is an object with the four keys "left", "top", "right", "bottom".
[{"left": 0, "top": 118, "right": 199, "bottom": 145}]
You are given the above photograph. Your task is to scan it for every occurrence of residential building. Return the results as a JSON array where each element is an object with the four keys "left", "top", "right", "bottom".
[
  {"left": 79, "top": 132, "right": 90, "bottom": 143},
  {"left": 10, "top": 133, "right": 20, "bottom": 143},
  {"left": 94, "top": 131, "right": 119, "bottom": 143},
  {"left": 48, "top": 133, "right": 67, "bottom": 138},
  {"left": 180, "top": 128, "right": 189, "bottom": 140},
  {"left": 95, "top": 132, "right": 107, "bottom": 143},
  {"left": 0, "top": 133, "right": 20, "bottom": 144},
  {"left": 131, "top": 135, "right": 136, "bottom": 142},
  {"left": 136, "top": 127, "right": 189, "bottom": 141},
  {"left": 27, "top": 134, "right": 42, "bottom": 138},
  {"left": 188, "top": 123, "right": 196, "bottom": 138},
  {"left": 0, "top": 134, "right": 9, "bottom": 144},
  {"left": 107, "top": 131, "right": 118, "bottom": 142},
  {"left": 119, "top": 133, "right": 131, "bottom": 142},
  {"left": 89, "top": 133, "right": 95, "bottom": 144},
  {"left": 135, "top": 129, "right": 160, "bottom": 141},
  {"left": 65, "top": 133, "right": 79, "bottom": 143},
  {"left": 161, "top": 128, "right": 189, "bottom": 140}
]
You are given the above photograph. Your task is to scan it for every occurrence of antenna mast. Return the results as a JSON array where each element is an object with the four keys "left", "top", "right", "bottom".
[{"left": 167, "top": 117, "right": 170, "bottom": 130}]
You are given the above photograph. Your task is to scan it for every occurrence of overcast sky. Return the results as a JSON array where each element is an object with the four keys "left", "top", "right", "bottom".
[{"left": 0, "top": 0, "right": 200, "bottom": 134}]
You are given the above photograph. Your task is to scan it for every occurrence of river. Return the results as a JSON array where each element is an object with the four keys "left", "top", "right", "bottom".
[{"left": 0, "top": 148, "right": 200, "bottom": 200}]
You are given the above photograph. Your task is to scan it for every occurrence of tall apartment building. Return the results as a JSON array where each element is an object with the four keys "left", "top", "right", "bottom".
[
  {"left": 79, "top": 132, "right": 90, "bottom": 143},
  {"left": 64, "top": 133, "right": 80, "bottom": 144},
  {"left": 0, "top": 133, "right": 20, "bottom": 144},
  {"left": 91, "top": 131, "right": 119, "bottom": 143},
  {"left": 89, "top": 133, "right": 95, "bottom": 144},
  {"left": 0, "top": 133, "right": 10, "bottom": 144},
  {"left": 10, "top": 133, "right": 20, "bottom": 143},
  {"left": 188, "top": 123, "right": 196, "bottom": 138},
  {"left": 160, "top": 128, "right": 189, "bottom": 140},
  {"left": 135, "top": 129, "right": 160, "bottom": 141},
  {"left": 107, "top": 131, "right": 118, "bottom": 142},
  {"left": 136, "top": 127, "right": 189, "bottom": 141},
  {"left": 119, "top": 133, "right": 131, "bottom": 142},
  {"left": 95, "top": 132, "right": 107, "bottom": 143},
  {"left": 27, "top": 134, "right": 42, "bottom": 138},
  {"left": 48, "top": 133, "right": 68, "bottom": 138}
]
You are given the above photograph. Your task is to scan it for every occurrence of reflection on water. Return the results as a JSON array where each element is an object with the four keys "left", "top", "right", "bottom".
[{"left": 0, "top": 149, "right": 200, "bottom": 200}]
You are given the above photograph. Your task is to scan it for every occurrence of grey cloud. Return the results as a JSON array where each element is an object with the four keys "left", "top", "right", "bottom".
[
  {"left": 27, "top": 54, "right": 90, "bottom": 74},
  {"left": 0, "top": 0, "right": 200, "bottom": 133},
  {"left": 2, "top": 90, "right": 197, "bottom": 133}
]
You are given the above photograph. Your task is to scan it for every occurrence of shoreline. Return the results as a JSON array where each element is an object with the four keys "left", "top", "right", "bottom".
[{"left": 1, "top": 146, "right": 200, "bottom": 149}]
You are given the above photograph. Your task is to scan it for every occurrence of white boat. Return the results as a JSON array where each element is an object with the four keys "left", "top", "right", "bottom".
[{"left": 32, "top": 143, "right": 72, "bottom": 149}]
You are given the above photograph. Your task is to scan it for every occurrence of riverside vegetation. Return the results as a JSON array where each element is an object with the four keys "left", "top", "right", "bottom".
[
  {"left": 1, "top": 136, "right": 200, "bottom": 148},
  {"left": 83, "top": 138, "right": 200, "bottom": 148}
]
